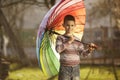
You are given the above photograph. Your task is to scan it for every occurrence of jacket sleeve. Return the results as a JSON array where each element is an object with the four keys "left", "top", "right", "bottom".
[
  {"left": 78, "top": 43, "right": 91, "bottom": 57},
  {"left": 55, "top": 36, "right": 66, "bottom": 53}
]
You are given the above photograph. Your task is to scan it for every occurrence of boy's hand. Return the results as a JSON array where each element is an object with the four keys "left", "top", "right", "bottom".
[
  {"left": 88, "top": 43, "right": 97, "bottom": 52},
  {"left": 68, "top": 35, "right": 75, "bottom": 44}
]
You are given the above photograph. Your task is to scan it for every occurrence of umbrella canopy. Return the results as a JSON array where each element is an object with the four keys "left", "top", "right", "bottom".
[{"left": 36, "top": 0, "right": 86, "bottom": 77}]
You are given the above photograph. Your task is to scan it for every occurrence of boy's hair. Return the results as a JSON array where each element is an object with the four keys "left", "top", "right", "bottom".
[{"left": 64, "top": 15, "right": 75, "bottom": 23}]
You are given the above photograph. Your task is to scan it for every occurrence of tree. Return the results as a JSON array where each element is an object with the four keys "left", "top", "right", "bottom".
[
  {"left": 44, "top": 0, "right": 55, "bottom": 9},
  {"left": 0, "top": 0, "right": 45, "bottom": 65}
]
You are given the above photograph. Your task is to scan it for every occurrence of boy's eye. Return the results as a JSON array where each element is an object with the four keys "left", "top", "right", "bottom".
[
  {"left": 71, "top": 25, "right": 74, "bottom": 27},
  {"left": 66, "top": 25, "right": 74, "bottom": 27}
]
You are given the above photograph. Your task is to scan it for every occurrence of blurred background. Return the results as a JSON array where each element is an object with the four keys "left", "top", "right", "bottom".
[{"left": 0, "top": 0, "right": 120, "bottom": 80}]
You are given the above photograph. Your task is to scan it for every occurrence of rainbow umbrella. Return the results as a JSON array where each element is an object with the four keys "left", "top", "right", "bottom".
[{"left": 36, "top": 0, "right": 86, "bottom": 77}]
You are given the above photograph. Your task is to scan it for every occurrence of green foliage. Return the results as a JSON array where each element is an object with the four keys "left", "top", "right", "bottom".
[
  {"left": 6, "top": 67, "right": 49, "bottom": 80},
  {"left": 6, "top": 65, "right": 120, "bottom": 80},
  {"left": 80, "top": 65, "right": 116, "bottom": 80}
]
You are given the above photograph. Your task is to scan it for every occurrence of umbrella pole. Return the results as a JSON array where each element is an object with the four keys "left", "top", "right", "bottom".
[{"left": 49, "top": 30, "right": 98, "bottom": 49}]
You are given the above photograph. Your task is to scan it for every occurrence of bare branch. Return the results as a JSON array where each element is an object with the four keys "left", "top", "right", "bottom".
[
  {"left": 0, "top": 0, "right": 23, "bottom": 8},
  {"left": 0, "top": 0, "right": 44, "bottom": 8}
]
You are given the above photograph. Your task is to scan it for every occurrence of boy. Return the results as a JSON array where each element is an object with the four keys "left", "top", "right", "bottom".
[{"left": 55, "top": 15, "right": 96, "bottom": 80}]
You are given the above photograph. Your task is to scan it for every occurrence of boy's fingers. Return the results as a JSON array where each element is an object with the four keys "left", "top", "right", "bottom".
[{"left": 89, "top": 43, "right": 98, "bottom": 49}]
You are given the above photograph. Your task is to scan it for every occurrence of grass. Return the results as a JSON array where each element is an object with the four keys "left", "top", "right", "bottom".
[
  {"left": 6, "top": 64, "right": 120, "bottom": 80},
  {"left": 6, "top": 67, "right": 49, "bottom": 80},
  {"left": 80, "top": 65, "right": 116, "bottom": 80}
]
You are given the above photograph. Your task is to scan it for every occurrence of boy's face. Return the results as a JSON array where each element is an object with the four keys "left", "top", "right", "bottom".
[{"left": 63, "top": 20, "right": 76, "bottom": 34}]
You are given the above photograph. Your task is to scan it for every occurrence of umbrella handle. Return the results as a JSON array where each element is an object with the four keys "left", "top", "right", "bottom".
[{"left": 49, "top": 30, "right": 98, "bottom": 49}]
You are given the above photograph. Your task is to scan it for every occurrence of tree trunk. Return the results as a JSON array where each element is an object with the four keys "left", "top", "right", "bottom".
[
  {"left": 0, "top": 24, "right": 9, "bottom": 80},
  {"left": 0, "top": 24, "right": 3, "bottom": 65},
  {"left": 0, "top": 9, "right": 29, "bottom": 66}
]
